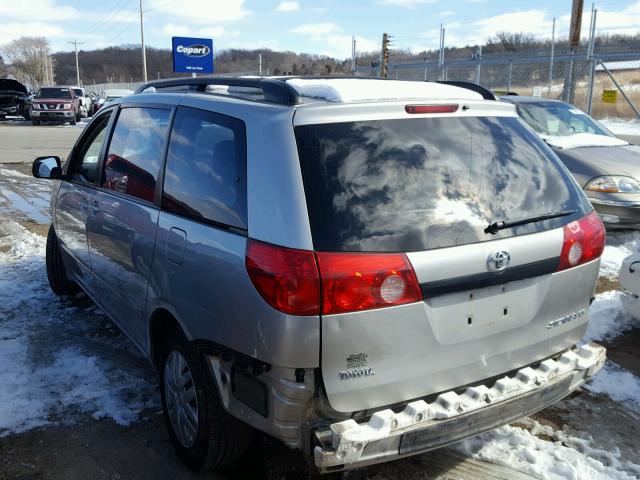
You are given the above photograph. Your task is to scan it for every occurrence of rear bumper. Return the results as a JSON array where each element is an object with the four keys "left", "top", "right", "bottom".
[
  {"left": 590, "top": 198, "right": 640, "bottom": 228},
  {"left": 313, "top": 343, "right": 605, "bottom": 472}
]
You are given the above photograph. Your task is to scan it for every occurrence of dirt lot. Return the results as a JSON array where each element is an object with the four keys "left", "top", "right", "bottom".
[{"left": 1, "top": 127, "right": 640, "bottom": 480}]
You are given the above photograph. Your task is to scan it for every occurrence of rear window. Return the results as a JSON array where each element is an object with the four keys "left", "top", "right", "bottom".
[{"left": 295, "top": 116, "right": 590, "bottom": 253}]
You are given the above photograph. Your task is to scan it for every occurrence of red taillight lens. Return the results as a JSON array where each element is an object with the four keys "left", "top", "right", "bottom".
[
  {"left": 316, "top": 252, "right": 422, "bottom": 315},
  {"left": 558, "top": 211, "right": 605, "bottom": 271},
  {"left": 405, "top": 104, "right": 458, "bottom": 114},
  {"left": 246, "top": 240, "right": 320, "bottom": 316}
]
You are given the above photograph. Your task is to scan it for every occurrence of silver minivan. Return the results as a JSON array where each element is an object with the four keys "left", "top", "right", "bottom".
[{"left": 33, "top": 77, "right": 607, "bottom": 473}]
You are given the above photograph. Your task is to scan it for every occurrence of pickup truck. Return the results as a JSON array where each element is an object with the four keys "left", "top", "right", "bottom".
[
  {"left": 72, "top": 86, "right": 92, "bottom": 118},
  {"left": 31, "top": 86, "right": 81, "bottom": 125},
  {"left": 0, "top": 79, "right": 32, "bottom": 120}
]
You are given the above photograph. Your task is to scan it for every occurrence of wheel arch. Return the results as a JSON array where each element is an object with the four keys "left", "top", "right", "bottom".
[{"left": 147, "top": 306, "right": 193, "bottom": 371}]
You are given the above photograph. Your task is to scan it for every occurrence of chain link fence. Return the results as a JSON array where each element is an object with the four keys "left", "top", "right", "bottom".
[
  {"left": 85, "top": 71, "right": 261, "bottom": 96},
  {"left": 356, "top": 45, "right": 640, "bottom": 139}
]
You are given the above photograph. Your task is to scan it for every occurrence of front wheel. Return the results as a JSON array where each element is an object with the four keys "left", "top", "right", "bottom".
[
  {"left": 70, "top": 117, "right": 76, "bottom": 125},
  {"left": 46, "top": 225, "right": 79, "bottom": 296},
  {"left": 160, "top": 330, "right": 253, "bottom": 471},
  {"left": 32, "top": 119, "right": 40, "bottom": 126}
]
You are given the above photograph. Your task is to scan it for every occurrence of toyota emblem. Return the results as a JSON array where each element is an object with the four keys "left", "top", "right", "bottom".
[{"left": 487, "top": 251, "right": 511, "bottom": 273}]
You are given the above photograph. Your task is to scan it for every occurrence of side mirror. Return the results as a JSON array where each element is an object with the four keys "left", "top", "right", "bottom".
[{"left": 32, "top": 156, "right": 62, "bottom": 179}]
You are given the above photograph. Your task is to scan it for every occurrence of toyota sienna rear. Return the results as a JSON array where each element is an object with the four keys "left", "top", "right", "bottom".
[{"left": 37, "top": 78, "right": 606, "bottom": 473}]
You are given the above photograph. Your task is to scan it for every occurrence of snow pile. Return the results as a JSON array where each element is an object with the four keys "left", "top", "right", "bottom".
[
  {"left": 541, "top": 133, "right": 628, "bottom": 149},
  {"left": 600, "top": 231, "right": 640, "bottom": 280},
  {"left": 600, "top": 118, "right": 640, "bottom": 136},
  {"left": 0, "top": 223, "right": 157, "bottom": 436},
  {"left": 286, "top": 78, "right": 483, "bottom": 103},
  {"left": 586, "top": 362, "right": 640, "bottom": 414},
  {"left": 456, "top": 419, "right": 640, "bottom": 480},
  {"left": 585, "top": 291, "right": 636, "bottom": 343}
]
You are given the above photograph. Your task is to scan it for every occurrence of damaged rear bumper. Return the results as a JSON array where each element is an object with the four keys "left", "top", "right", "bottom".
[{"left": 314, "top": 343, "right": 606, "bottom": 472}]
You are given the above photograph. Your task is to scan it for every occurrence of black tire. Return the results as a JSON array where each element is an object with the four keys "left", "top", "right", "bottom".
[
  {"left": 46, "top": 225, "right": 79, "bottom": 296},
  {"left": 160, "top": 329, "right": 253, "bottom": 471},
  {"left": 75, "top": 112, "right": 81, "bottom": 122},
  {"left": 32, "top": 119, "right": 40, "bottom": 126},
  {"left": 70, "top": 117, "right": 76, "bottom": 125}
]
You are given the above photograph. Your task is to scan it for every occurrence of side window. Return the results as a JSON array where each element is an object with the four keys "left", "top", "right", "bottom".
[
  {"left": 101, "top": 107, "right": 171, "bottom": 202},
  {"left": 68, "top": 112, "right": 111, "bottom": 184},
  {"left": 162, "top": 106, "right": 247, "bottom": 230}
]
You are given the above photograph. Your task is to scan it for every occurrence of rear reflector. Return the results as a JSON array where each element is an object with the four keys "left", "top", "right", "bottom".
[
  {"left": 246, "top": 240, "right": 320, "bottom": 316},
  {"left": 315, "top": 252, "right": 422, "bottom": 315},
  {"left": 405, "top": 104, "right": 458, "bottom": 114},
  {"left": 557, "top": 211, "right": 605, "bottom": 271}
]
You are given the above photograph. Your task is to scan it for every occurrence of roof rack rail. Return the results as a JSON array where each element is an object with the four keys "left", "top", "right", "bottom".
[
  {"left": 134, "top": 77, "right": 302, "bottom": 106},
  {"left": 435, "top": 81, "right": 496, "bottom": 101}
]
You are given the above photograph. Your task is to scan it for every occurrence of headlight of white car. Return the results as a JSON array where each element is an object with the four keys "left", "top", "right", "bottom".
[{"left": 585, "top": 175, "right": 640, "bottom": 193}]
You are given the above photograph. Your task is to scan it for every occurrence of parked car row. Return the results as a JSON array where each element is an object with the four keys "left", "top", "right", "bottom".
[
  {"left": 0, "top": 80, "right": 134, "bottom": 126},
  {"left": 33, "top": 77, "right": 608, "bottom": 474}
]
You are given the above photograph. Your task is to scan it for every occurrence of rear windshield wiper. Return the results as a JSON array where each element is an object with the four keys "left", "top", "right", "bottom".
[{"left": 484, "top": 210, "right": 578, "bottom": 235}]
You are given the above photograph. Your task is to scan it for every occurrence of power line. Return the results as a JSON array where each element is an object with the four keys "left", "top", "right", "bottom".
[{"left": 84, "top": 0, "right": 132, "bottom": 37}]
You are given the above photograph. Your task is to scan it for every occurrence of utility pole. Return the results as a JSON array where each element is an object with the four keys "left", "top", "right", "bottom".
[
  {"left": 139, "top": 0, "right": 148, "bottom": 82},
  {"left": 68, "top": 40, "right": 84, "bottom": 85},
  {"left": 351, "top": 36, "right": 356, "bottom": 75},
  {"left": 381, "top": 33, "right": 391, "bottom": 78},
  {"left": 49, "top": 55, "right": 54, "bottom": 84},
  {"left": 586, "top": 4, "right": 598, "bottom": 114},
  {"left": 564, "top": 0, "right": 584, "bottom": 102},
  {"left": 439, "top": 24, "right": 446, "bottom": 80},
  {"left": 258, "top": 53, "right": 262, "bottom": 76}
]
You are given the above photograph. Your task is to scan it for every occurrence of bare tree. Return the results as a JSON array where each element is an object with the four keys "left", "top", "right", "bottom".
[{"left": 1, "top": 37, "right": 51, "bottom": 87}]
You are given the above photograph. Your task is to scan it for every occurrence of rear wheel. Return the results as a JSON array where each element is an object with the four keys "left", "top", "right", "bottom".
[
  {"left": 32, "top": 119, "right": 40, "bottom": 126},
  {"left": 160, "top": 329, "right": 252, "bottom": 471},
  {"left": 46, "top": 225, "right": 79, "bottom": 296}
]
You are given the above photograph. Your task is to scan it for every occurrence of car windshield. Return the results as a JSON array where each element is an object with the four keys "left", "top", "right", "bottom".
[
  {"left": 515, "top": 101, "right": 612, "bottom": 138},
  {"left": 105, "top": 96, "right": 121, "bottom": 102},
  {"left": 73, "top": 89, "right": 83, "bottom": 96},
  {"left": 37, "top": 88, "right": 71, "bottom": 99}
]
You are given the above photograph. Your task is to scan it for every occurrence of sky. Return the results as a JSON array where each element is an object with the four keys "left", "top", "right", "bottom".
[{"left": 2, "top": 0, "right": 640, "bottom": 59}]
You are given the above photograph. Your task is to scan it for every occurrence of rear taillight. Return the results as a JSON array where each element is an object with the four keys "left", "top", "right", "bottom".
[
  {"left": 245, "top": 240, "right": 320, "bottom": 316},
  {"left": 246, "top": 241, "right": 423, "bottom": 316},
  {"left": 315, "top": 252, "right": 422, "bottom": 315},
  {"left": 405, "top": 104, "right": 458, "bottom": 114},
  {"left": 557, "top": 211, "right": 605, "bottom": 271}
]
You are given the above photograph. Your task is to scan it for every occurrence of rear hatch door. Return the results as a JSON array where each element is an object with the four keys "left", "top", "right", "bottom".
[{"left": 294, "top": 104, "right": 596, "bottom": 413}]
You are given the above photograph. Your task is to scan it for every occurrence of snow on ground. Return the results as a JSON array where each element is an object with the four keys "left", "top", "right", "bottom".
[
  {"left": 600, "top": 231, "right": 640, "bottom": 280},
  {"left": 0, "top": 168, "right": 52, "bottom": 224},
  {"left": 586, "top": 291, "right": 637, "bottom": 343},
  {"left": 456, "top": 418, "right": 640, "bottom": 480},
  {"left": 0, "top": 222, "right": 157, "bottom": 436},
  {"left": 586, "top": 362, "right": 640, "bottom": 414},
  {"left": 600, "top": 118, "right": 640, "bottom": 136}
]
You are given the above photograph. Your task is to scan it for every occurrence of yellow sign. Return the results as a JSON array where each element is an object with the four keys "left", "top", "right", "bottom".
[{"left": 602, "top": 89, "right": 618, "bottom": 103}]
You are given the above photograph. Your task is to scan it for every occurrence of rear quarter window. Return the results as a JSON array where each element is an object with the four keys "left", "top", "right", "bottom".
[
  {"left": 162, "top": 106, "right": 247, "bottom": 230},
  {"left": 295, "top": 116, "right": 590, "bottom": 252}
]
